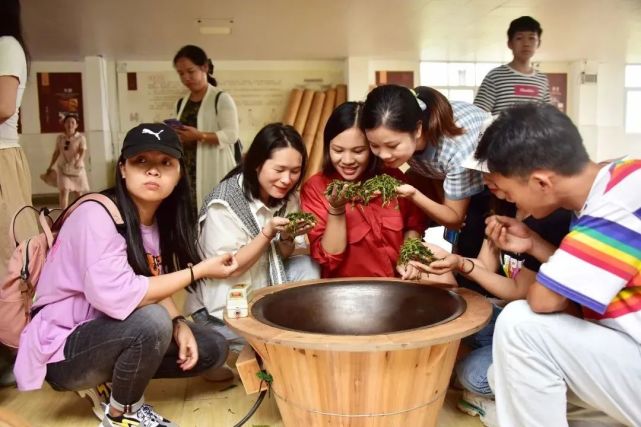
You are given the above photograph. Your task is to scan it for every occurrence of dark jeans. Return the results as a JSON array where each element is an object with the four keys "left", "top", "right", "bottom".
[
  {"left": 455, "top": 188, "right": 495, "bottom": 297},
  {"left": 46, "top": 304, "right": 228, "bottom": 405}
]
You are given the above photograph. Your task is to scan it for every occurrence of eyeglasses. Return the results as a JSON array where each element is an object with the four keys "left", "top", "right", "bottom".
[{"left": 64, "top": 140, "right": 70, "bottom": 151}]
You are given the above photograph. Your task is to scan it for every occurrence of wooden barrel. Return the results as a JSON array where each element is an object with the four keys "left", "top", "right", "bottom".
[{"left": 227, "top": 278, "right": 491, "bottom": 427}]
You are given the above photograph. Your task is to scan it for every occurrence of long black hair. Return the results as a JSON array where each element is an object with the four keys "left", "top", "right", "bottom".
[
  {"left": 1, "top": 0, "right": 30, "bottom": 70},
  {"left": 222, "top": 123, "right": 307, "bottom": 207},
  {"left": 322, "top": 101, "right": 379, "bottom": 179},
  {"left": 105, "top": 155, "right": 201, "bottom": 276},
  {"left": 173, "top": 45, "right": 217, "bottom": 87}
]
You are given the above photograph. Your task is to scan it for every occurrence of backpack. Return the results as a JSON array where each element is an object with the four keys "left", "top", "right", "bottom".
[
  {"left": 0, "top": 193, "right": 123, "bottom": 348},
  {"left": 176, "top": 92, "right": 244, "bottom": 164}
]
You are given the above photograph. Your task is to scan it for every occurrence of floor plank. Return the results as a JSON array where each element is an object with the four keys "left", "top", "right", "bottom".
[{"left": 0, "top": 377, "right": 481, "bottom": 427}]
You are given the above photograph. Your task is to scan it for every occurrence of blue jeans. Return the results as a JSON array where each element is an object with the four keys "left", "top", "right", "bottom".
[
  {"left": 46, "top": 304, "right": 228, "bottom": 406},
  {"left": 456, "top": 303, "right": 502, "bottom": 396}
]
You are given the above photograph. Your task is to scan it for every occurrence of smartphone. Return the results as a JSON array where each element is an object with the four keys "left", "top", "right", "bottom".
[
  {"left": 163, "top": 118, "right": 182, "bottom": 128},
  {"left": 443, "top": 228, "right": 460, "bottom": 246}
]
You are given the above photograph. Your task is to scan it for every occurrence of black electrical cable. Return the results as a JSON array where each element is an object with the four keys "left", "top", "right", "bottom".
[{"left": 232, "top": 386, "right": 268, "bottom": 427}]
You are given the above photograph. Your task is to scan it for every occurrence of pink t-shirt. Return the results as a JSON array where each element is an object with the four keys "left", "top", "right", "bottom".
[{"left": 14, "top": 203, "right": 153, "bottom": 390}]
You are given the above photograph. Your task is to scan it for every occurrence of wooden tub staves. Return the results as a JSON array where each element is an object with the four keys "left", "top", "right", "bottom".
[{"left": 226, "top": 278, "right": 491, "bottom": 427}]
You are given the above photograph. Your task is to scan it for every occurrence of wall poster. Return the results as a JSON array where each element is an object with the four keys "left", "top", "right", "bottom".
[
  {"left": 37, "top": 72, "right": 84, "bottom": 133},
  {"left": 545, "top": 73, "right": 567, "bottom": 113}
]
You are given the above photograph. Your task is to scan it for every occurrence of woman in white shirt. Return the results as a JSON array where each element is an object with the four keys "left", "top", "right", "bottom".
[
  {"left": 172, "top": 45, "right": 240, "bottom": 210},
  {"left": 187, "top": 123, "right": 319, "bottom": 349}
]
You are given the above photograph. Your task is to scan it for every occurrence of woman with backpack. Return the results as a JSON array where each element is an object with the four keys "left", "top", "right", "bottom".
[
  {"left": 187, "top": 123, "right": 319, "bottom": 351},
  {"left": 171, "top": 44, "right": 240, "bottom": 211},
  {"left": 14, "top": 123, "right": 238, "bottom": 427}
]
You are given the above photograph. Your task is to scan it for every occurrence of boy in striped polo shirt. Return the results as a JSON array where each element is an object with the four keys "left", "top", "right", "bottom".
[
  {"left": 475, "top": 103, "right": 641, "bottom": 426},
  {"left": 474, "top": 16, "right": 550, "bottom": 114}
]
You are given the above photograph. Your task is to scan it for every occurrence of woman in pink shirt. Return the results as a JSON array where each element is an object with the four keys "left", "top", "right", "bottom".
[{"left": 14, "top": 123, "right": 238, "bottom": 427}]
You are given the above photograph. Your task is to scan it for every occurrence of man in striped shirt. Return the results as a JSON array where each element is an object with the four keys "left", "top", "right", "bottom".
[
  {"left": 474, "top": 16, "right": 550, "bottom": 114},
  {"left": 475, "top": 103, "right": 641, "bottom": 426}
]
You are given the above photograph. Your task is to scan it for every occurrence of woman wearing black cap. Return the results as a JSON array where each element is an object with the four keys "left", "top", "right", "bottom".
[{"left": 14, "top": 123, "right": 238, "bottom": 427}]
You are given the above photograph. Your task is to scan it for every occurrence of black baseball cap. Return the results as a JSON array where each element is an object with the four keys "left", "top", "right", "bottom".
[{"left": 121, "top": 123, "right": 183, "bottom": 159}]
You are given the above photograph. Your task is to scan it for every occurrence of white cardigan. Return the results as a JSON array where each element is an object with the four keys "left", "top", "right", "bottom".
[{"left": 177, "top": 84, "right": 239, "bottom": 208}]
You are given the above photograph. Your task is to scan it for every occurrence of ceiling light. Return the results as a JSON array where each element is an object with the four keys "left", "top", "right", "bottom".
[{"left": 197, "top": 18, "right": 233, "bottom": 36}]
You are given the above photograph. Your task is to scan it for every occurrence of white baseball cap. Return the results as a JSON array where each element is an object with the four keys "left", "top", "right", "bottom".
[{"left": 461, "top": 151, "right": 489, "bottom": 173}]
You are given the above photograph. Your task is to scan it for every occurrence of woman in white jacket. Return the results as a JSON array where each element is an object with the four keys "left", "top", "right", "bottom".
[
  {"left": 187, "top": 123, "right": 320, "bottom": 350},
  {"left": 173, "top": 45, "right": 239, "bottom": 210}
]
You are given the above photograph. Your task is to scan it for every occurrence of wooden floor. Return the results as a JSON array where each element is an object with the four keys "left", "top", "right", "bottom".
[{"left": 0, "top": 376, "right": 482, "bottom": 427}]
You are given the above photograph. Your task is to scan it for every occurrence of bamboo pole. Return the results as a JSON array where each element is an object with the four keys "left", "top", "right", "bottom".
[
  {"left": 335, "top": 84, "right": 347, "bottom": 107},
  {"left": 293, "top": 89, "right": 315, "bottom": 134},
  {"left": 304, "top": 88, "right": 336, "bottom": 182},
  {"left": 302, "top": 91, "right": 325, "bottom": 156},
  {"left": 282, "top": 88, "right": 303, "bottom": 125}
]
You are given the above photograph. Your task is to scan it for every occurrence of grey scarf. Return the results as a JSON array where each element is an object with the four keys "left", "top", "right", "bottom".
[{"left": 199, "top": 174, "right": 288, "bottom": 286}]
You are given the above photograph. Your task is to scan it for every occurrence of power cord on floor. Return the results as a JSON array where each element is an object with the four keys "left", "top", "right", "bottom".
[
  {"left": 233, "top": 356, "right": 273, "bottom": 427},
  {"left": 232, "top": 386, "right": 267, "bottom": 427}
]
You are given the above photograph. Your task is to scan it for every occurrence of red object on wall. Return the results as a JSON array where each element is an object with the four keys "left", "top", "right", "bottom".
[
  {"left": 376, "top": 71, "right": 415, "bottom": 88},
  {"left": 37, "top": 72, "right": 84, "bottom": 133},
  {"left": 545, "top": 73, "right": 567, "bottom": 113},
  {"left": 127, "top": 72, "right": 137, "bottom": 91}
]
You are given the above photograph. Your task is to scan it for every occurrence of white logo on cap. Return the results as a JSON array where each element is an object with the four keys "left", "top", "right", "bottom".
[{"left": 142, "top": 128, "right": 164, "bottom": 141}]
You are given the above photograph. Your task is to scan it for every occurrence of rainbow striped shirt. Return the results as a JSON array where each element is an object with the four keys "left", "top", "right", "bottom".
[{"left": 537, "top": 159, "right": 641, "bottom": 344}]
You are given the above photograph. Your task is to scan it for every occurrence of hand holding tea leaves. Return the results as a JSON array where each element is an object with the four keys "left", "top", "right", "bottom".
[
  {"left": 262, "top": 217, "right": 291, "bottom": 239},
  {"left": 325, "top": 180, "right": 364, "bottom": 206},
  {"left": 361, "top": 174, "right": 403, "bottom": 206},
  {"left": 398, "top": 237, "right": 437, "bottom": 265},
  {"left": 395, "top": 183, "right": 417, "bottom": 199},
  {"left": 324, "top": 180, "right": 352, "bottom": 210},
  {"left": 397, "top": 238, "right": 437, "bottom": 281},
  {"left": 412, "top": 253, "right": 463, "bottom": 276},
  {"left": 324, "top": 174, "right": 403, "bottom": 207},
  {"left": 283, "top": 212, "right": 317, "bottom": 237}
]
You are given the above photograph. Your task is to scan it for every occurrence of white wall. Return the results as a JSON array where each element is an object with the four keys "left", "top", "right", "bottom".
[
  {"left": 20, "top": 56, "right": 641, "bottom": 197},
  {"left": 568, "top": 61, "right": 641, "bottom": 161},
  {"left": 22, "top": 59, "right": 346, "bottom": 195}
]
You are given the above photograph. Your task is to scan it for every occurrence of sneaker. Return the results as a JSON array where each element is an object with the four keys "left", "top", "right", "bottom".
[
  {"left": 101, "top": 404, "right": 177, "bottom": 427},
  {"left": 456, "top": 390, "right": 498, "bottom": 427},
  {"left": 77, "top": 382, "right": 112, "bottom": 420}
]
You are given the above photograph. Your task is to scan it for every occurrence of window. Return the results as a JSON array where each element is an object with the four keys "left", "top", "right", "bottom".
[
  {"left": 625, "top": 65, "right": 641, "bottom": 134},
  {"left": 420, "top": 62, "right": 501, "bottom": 103}
]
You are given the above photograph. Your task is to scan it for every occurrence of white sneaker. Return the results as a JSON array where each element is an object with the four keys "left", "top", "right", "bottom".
[
  {"left": 101, "top": 404, "right": 177, "bottom": 427},
  {"left": 457, "top": 390, "right": 498, "bottom": 427},
  {"left": 77, "top": 382, "right": 112, "bottom": 420}
]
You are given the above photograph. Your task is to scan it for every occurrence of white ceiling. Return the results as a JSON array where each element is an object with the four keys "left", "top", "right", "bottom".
[{"left": 22, "top": 0, "right": 641, "bottom": 63}]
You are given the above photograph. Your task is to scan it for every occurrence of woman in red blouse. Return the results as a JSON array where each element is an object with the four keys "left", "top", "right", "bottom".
[{"left": 301, "top": 102, "right": 451, "bottom": 281}]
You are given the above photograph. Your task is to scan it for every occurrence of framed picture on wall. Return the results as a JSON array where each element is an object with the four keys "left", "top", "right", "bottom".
[
  {"left": 37, "top": 72, "right": 84, "bottom": 133},
  {"left": 545, "top": 73, "right": 567, "bottom": 113}
]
